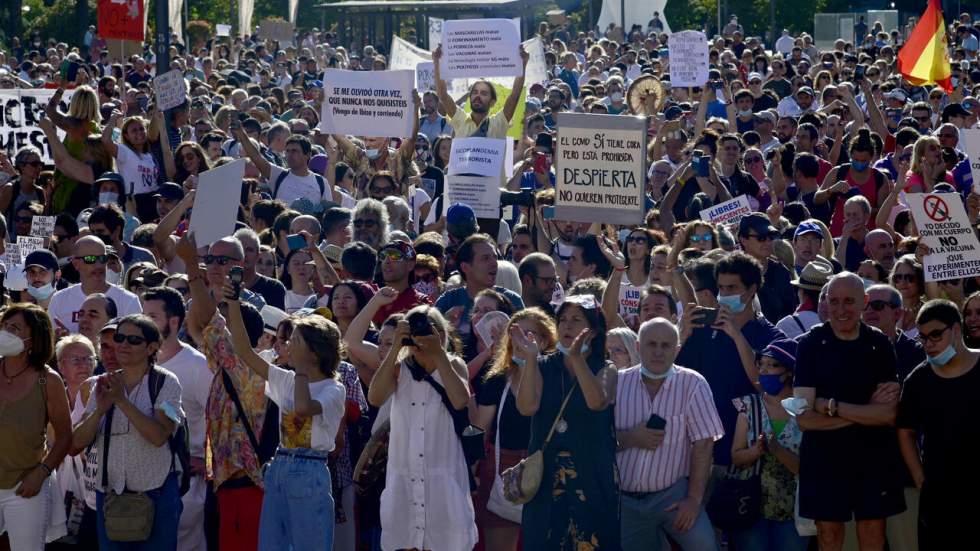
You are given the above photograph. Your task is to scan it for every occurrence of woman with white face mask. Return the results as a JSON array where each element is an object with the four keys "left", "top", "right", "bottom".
[{"left": 0, "top": 303, "right": 73, "bottom": 550}]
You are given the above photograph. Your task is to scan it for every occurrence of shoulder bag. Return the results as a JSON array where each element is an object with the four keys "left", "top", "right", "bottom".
[
  {"left": 500, "top": 381, "right": 578, "bottom": 505},
  {"left": 486, "top": 380, "right": 522, "bottom": 523},
  {"left": 101, "top": 406, "right": 155, "bottom": 542},
  {"left": 705, "top": 393, "right": 764, "bottom": 531}
]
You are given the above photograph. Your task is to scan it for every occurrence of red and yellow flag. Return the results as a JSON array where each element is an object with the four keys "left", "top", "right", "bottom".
[{"left": 898, "top": 0, "right": 952, "bottom": 92}]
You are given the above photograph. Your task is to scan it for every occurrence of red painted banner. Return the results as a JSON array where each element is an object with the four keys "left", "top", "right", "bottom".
[{"left": 98, "top": 0, "right": 145, "bottom": 42}]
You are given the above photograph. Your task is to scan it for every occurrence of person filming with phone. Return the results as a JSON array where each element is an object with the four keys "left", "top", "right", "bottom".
[{"left": 615, "top": 318, "right": 723, "bottom": 550}]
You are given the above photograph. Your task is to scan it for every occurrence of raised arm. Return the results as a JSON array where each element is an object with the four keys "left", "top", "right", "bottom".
[
  {"left": 512, "top": 326, "right": 543, "bottom": 416},
  {"left": 176, "top": 231, "right": 215, "bottom": 343},
  {"left": 222, "top": 279, "right": 271, "bottom": 380},
  {"left": 501, "top": 47, "right": 530, "bottom": 124},
  {"left": 101, "top": 110, "right": 121, "bottom": 158},
  {"left": 598, "top": 237, "right": 627, "bottom": 329},
  {"left": 44, "top": 88, "right": 72, "bottom": 132},
  {"left": 232, "top": 121, "right": 272, "bottom": 180},
  {"left": 39, "top": 117, "right": 98, "bottom": 183},
  {"left": 367, "top": 319, "right": 408, "bottom": 407},
  {"left": 860, "top": 79, "right": 890, "bottom": 139},
  {"left": 568, "top": 330, "right": 616, "bottom": 411},
  {"left": 154, "top": 110, "right": 177, "bottom": 180},
  {"left": 432, "top": 45, "right": 458, "bottom": 118}
]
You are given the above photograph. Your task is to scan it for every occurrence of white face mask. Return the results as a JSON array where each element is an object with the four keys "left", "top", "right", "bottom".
[
  {"left": 106, "top": 268, "right": 121, "bottom": 285},
  {"left": 0, "top": 330, "right": 25, "bottom": 357},
  {"left": 98, "top": 192, "right": 119, "bottom": 206},
  {"left": 27, "top": 282, "right": 55, "bottom": 301},
  {"left": 610, "top": 91, "right": 624, "bottom": 102},
  {"left": 366, "top": 148, "right": 381, "bottom": 160}
]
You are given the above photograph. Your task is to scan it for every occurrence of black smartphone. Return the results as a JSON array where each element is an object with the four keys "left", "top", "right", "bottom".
[
  {"left": 647, "top": 413, "right": 668, "bottom": 430},
  {"left": 854, "top": 65, "right": 866, "bottom": 81},
  {"left": 698, "top": 307, "right": 718, "bottom": 326},
  {"left": 228, "top": 266, "right": 244, "bottom": 300},
  {"left": 286, "top": 233, "right": 306, "bottom": 252},
  {"left": 695, "top": 155, "right": 710, "bottom": 178}
]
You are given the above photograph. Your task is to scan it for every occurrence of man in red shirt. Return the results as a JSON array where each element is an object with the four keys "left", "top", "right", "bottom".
[{"left": 373, "top": 241, "right": 430, "bottom": 325}]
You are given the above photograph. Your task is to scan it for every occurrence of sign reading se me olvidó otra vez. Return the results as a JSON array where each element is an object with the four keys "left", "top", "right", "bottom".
[
  {"left": 908, "top": 192, "right": 980, "bottom": 282},
  {"left": 553, "top": 113, "right": 647, "bottom": 225}
]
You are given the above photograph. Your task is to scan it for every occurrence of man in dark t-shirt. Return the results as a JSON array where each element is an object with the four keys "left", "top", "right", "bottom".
[{"left": 794, "top": 273, "right": 905, "bottom": 549}]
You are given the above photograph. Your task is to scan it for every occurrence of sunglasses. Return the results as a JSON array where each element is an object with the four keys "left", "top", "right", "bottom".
[
  {"left": 378, "top": 248, "right": 406, "bottom": 261},
  {"left": 20, "top": 160, "right": 43, "bottom": 168},
  {"left": 78, "top": 254, "right": 109, "bottom": 264},
  {"left": 627, "top": 236, "right": 648, "bottom": 244},
  {"left": 916, "top": 325, "right": 951, "bottom": 344},
  {"left": 371, "top": 186, "right": 396, "bottom": 195},
  {"left": 744, "top": 157, "right": 763, "bottom": 164},
  {"left": 745, "top": 233, "right": 774, "bottom": 242},
  {"left": 203, "top": 254, "right": 239, "bottom": 265},
  {"left": 171, "top": 286, "right": 190, "bottom": 296},
  {"left": 892, "top": 273, "right": 917, "bottom": 283},
  {"left": 353, "top": 219, "right": 378, "bottom": 228},
  {"left": 14, "top": 216, "right": 33, "bottom": 224},
  {"left": 866, "top": 300, "right": 898, "bottom": 311},
  {"left": 690, "top": 234, "right": 712, "bottom": 242},
  {"left": 113, "top": 333, "right": 148, "bottom": 345},
  {"left": 416, "top": 272, "right": 437, "bottom": 282}
]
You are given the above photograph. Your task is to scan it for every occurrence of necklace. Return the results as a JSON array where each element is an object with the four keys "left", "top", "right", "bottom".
[
  {"left": 556, "top": 365, "right": 568, "bottom": 434},
  {"left": 1, "top": 359, "right": 32, "bottom": 385}
]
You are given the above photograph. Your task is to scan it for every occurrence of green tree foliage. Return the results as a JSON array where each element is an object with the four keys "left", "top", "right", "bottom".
[{"left": 23, "top": 0, "right": 97, "bottom": 46}]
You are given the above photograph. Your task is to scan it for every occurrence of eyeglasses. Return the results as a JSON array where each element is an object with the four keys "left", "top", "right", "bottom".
[
  {"left": 171, "top": 286, "right": 190, "bottom": 296},
  {"left": 744, "top": 157, "right": 763, "bottom": 164},
  {"left": 627, "top": 236, "right": 648, "bottom": 244},
  {"left": 77, "top": 255, "right": 109, "bottom": 264},
  {"left": 916, "top": 325, "right": 951, "bottom": 344},
  {"left": 203, "top": 254, "right": 239, "bottom": 265},
  {"left": 14, "top": 216, "right": 33, "bottom": 224},
  {"left": 378, "top": 248, "right": 406, "bottom": 261},
  {"left": 20, "top": 160, "right": 42, "bottom": 168},
  {"left": 892, "top": 273, "right": 917, "bottom": 283},
  {"left": 63, "top": 355, "right": 95, "bottom": 364},
  {"left": 745, "top": 233, "right": 774, "bottom": 242},
  {"left": 533, "top": 275, "right": 558, "bottom": 286},
  {"left": 865, "top": 300, "right": 898, "bottom": 311},
  {"left": 353, "top": 219, "right": 378, "bottom": 228},
  {"left": 651, "top": 170, "right": 671, "bottom": 178},
  {"left": 416, "top": 272, "right": 437, "bottom": 282},
  {"left": 371, "top": 186, "right": 395, "bottom": 195},
  {"left": 113, "top": 333, "right": 148, "bottom": 345},
  {"left": 690, "top": 234, "right": 712, "bottom": 242}
]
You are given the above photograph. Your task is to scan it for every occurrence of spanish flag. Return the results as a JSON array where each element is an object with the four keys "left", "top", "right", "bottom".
[{"left": 897, "top": 0, "right": 953, "bottom": 92}]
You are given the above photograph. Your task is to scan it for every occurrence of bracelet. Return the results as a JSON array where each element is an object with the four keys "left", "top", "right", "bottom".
[
  {"left": 36, "top": 463, "right": 52, "bottom": 477},
  {"left": 828, "top": 397, "right": 837, "bottom": 417}
]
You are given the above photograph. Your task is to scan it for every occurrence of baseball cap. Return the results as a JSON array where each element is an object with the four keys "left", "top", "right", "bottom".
[
  {"left": 883, "top": 88, "right": 908, "bottom": 101},
  {"left": 446, "top": 203, "right": 478, "bottom": 239},
  {"left": 95, "top": 171, "right": 125, "bottom": 187},
  {"left": 747, "top": 72, "right": 763, "bottom": 83},
  {"left": 379, "top": 240, "right": 416, "bottom": 260},
  {"left": 963, "top": 96, "right": 980, "bottom": 110},
  {"left": 737, "top": 212, "right": 778, "bottom": 238},
  {"left": 761, "top": 339, "right": 798, "bottom": 371},
  {"left": 260, "top": 305, "right": 289, "bottom": 335},
  {"left": 796, "top": 86, "right": 815, "bottom": 97},
  {"left": 154, "top": 182, "right": 185, "bottom": 202},
  {"left": 942, "top": 102, "right": 971, "bottom": 120},
  {"left": 754, "top": 111, "right": 776, "bottom": 125},
  {"left": 793, "top": 220, "right": 823, "bottom": 239},
  {"left": 23, "top": 249, "right": 59, "bottom": 273}
]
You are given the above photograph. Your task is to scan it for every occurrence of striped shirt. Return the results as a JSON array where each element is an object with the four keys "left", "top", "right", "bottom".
[{"left": 615, "top": 365, "right": 724, "bottom": 493}]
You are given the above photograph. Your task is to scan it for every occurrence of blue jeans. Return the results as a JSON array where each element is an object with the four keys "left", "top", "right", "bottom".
[
  {"left": 258, "top": 448, "right": 334, "bottom": 551},
  {"left": 730, "top": 517, "right": 810, "bottom": 551},
  {"left": 621, "top": 478, "right": 719, "bottom": 551},
  {"left": 96, "top": 472, "right": 183, "bottom": 551}
]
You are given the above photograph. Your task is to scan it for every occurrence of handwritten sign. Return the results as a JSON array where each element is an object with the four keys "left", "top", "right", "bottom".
[
  {"left": 668, "top": 30, "right": 709, "bottom": 87},
  {"left": 153, "top": 70, "right": 186, "bottom": 111},
  {"left": 440, "top": 19, "right": 522, "bottom": 79},
  {"left": 259, "top": 19, "right": 294, "bottom": 45},
  {"left": 700, "top": 195, "right": 753, "bottom": 228},
  {"left": 0, "top": 89, "right": 75, "bottom": 163},
  {"left": 216, "top": 24, "right": 231, "bottom": 37},
  {"left": 416, "top": 62, "right": 435, "bottom": 92},
  {"left": 908, "top": 192, "right": 980, "bottom": 281},
  {"left": 320, "top": 69, "right": 415, "bottom": 138},
  {"left": 553, "top": 113, "right": 647, "bottom": 225},
  {"left": 29, "top": 216, "right": 56, "bottom": 238},
  {"left": 17, "top": 236, "right": 45, "bottom": 259},
  {"left": 443, "top": 175, "right": 501, "bottom": 218},
  {"left": 448, "top": 137, "right": 507, "bottom": 177}
]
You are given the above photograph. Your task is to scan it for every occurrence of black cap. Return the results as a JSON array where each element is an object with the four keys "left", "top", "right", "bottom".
[
  {"left": 738, "top": 212, "right": 779, "bottom": 238},
  {"left": 155, "top": 182, "right": 185, "bottom": 202},
  {"left": 95, "top": 171, "right": 125, "bottom": 186},
  {"left": 23, "top": 249, "right": 59, "bottom": 272},
  {"left": 942, "top": 102, "right": 971, "bottom": 120},
  {"left": 535, "top": 132, "right": 553, "bottom": 154}
]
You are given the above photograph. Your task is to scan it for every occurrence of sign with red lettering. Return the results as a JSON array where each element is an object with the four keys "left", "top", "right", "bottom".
[
  {"left": 98, "top": 0, "right": 145, "bottom": 42},
  {"left": 908, "top": 193, "right": 980, "bottom": 282}
]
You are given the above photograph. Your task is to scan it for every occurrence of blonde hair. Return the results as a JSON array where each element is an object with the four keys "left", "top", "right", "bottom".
[
  {"left": 55, "top": 334, "right": 96, "bottom": 360},
  {"left": 292, "top": 315, "right": 343, "bottom": 378},
  {"left": 68, "top": 85, "right": 101, "bottom": 124},
  {"left": 120, "top": 116, "right": 149, "bottom": 153},
  {"left": 485, "top": 308, "right": 557, "bottom": 380},
  {"left": 910, "top": 135, "right": 941, "bottom": 178}
]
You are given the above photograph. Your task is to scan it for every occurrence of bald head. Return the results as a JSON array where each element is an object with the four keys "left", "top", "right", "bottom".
[
  {"left": 74, "top": 235, "right": 107, "bottom": 257},
  {"left": 828, "top": 272, "right": 866, "bottom": 298},
  {"left": 864, "top": 229, "right": 896, "bottom": 269},
  {"left": 827, "top": 272, "right": 868, "bottom": 337},
  {"left": 638, "top": 317, "right": 679, "bottom": 374}
]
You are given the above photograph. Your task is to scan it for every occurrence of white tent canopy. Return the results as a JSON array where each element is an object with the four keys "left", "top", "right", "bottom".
[{"left": 597, "top": 0, "right": 671, "bottom": 34}]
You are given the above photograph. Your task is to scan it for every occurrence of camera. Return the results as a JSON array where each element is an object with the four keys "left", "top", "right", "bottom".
[{"left": 402, "top": 310, "right": 434, "bottom": 346}]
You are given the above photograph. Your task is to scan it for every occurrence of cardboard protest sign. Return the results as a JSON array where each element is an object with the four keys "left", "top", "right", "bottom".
[
  {"left": 98, "top": 0, "right": 145, "bottom": 41},
  {"left": 443, "top": 175, "right": 501, "bottom": 218},
  {"left": 907, "top": 192, "right": 980, "bottom": 281},
  {"left": 153, "top": 70, "right": 187, "bottom": 111},
  {"left": 190, "top": 159, "right": 246, "bottom": 246},
  {"left": 428, "top": 17, "right": 444, "bottom": 49},
  {"left": 216, "top": 24, "right": 231, "bottom": 37},
  {"left": 259, "top": 19, "right": 294, "bottom": 45},
  {"left": 700, "top": 195, "right": 753, "bottom": 229},
  {"left": 668, "top": 30, "right": 709, "bottom": 87},
  {"left": 416, "top": 62, "right": 436, "bottom": 92},
  {"left": 553, "top": 113, "right": 647, "bottom": 225},
  {"left": 17, "top": 236, "right": 45, "bottom": 259},
  {"left": 448, "top": 137, "right": 507, "bottom": 177},
  {"left": 964, "top": 129, "right": 980, "bottom": 193},
  {"left": 29, "top": 216, "right": 56, "bottom": 238},
  {"left": 320, "top": 70, "right": 415, "bottom": 138},
  {"left": 440, "top": 19, "right": 522, "bottom": 80},
  {"left": 0, "top": 89, "right": 74, "bottom": 164}
]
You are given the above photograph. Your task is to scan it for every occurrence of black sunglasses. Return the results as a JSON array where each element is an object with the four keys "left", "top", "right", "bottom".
[
  {"left": 77, "top": 254, "right": 109, "bottom": 264},
  {"left": 113, "top": 333, "right": 148, "bottom": 345},
  {"left": 353, "top": 219, "right": 378, "bottom": 228},
  {"left": 866, "top": 300, "right": 898, "bottom": 311},
  {"left": 203, "top": 254, "right": 239, "bottom": 266}
]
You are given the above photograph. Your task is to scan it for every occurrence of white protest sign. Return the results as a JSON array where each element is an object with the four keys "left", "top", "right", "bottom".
[
  {"left": 259, "top": 19, "right": 294, "bottom": 45},
  {"left": 440, "top": 19, "right": 522, "bottom": 80},
  {"left": 522, "top": 37, "right": 548, "bottom": 88},
  {"left": 448, "top": 137, "right": 507, "bottom": 177},
  {"left": 416, "top": 62, "right": 435, "bottom": 92},
  {"left": 216, "top": 24, "right": 231, "bottom": 37},
  {"left": 17, "top": 236, "right": 45, "bottom": 258},
  {"left": 553, "top": 113, "right": 647, "bottom": 225},
  {"left": 4, "top": 265, "right": 27, "bottom": 291},
  {"left": 0, "top": 89, "right": 74, "bottom": 164},
  {"left": 964, "top": 129, "right": 980, "bottom": 193},
  {"left": 1, "top": 249, "right": 22, "bottom": 270},
  {"left": 320, "top": 70, "right": 415, "bottom": 138},
  {"left": 700, "top": 195, "right": 753, "bottom": 228},
  {"left": 29, "top": 216, "right": 56, "bottom": 238},
  {"left": 443, "top": 175, "right": 501, "bottom": 218},
  {"left": 190, "top": 159, "right": 246, "bottom": 246},
  {"left": 153, "top": 69, "right": 186, "bottom": 111},
  {"left": 907, "top": 192, "right": 980, "bottom": 281},
  {"left": 668, "top": 30, "right": 709, "bottom": 87},
  {"left": 428, "top": 17, "right": 444, "bottom": 49}
]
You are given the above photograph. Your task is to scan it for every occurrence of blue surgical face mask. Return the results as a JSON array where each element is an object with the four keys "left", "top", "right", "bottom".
[
  {"left": 98, "top": 191, "right": 119, "bottom": 205},
  {"left": 861, "top": 277, "right": 876, "bottom": 289},
  {"left": 927, "top": 344, "right": 956, "bottom": 367},
  {"left": 852, "top": 160, "right": 870, "bottom": 171},
  {"left": 27, "top": 282, "right": 55, "bottom": 301},
  {"left": 511, "top": 355, "right": 527, "bottom": 368},
  {"left": 717, "top": 293, "right": 746, "bottom": 313},
  {"left": 640, "top": 363, "right": 675, "bottom": 380},
  {"left": 758, "top": 373, "right": 786, "bottom": 395},
  {"left": 366, "top": 148, "right": 381, "bottom": 160},
  {"left": 556, "top": 341, "right": 590, "bottom": 356}
]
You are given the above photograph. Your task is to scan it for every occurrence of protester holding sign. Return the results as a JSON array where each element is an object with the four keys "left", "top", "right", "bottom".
[{"left": 101, "top": 108, "right": 175, "bottom": 223}]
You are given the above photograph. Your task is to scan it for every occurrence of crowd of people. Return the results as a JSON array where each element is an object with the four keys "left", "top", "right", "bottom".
[{"left": 0, "top": 6, "right": 979, "bottom": 551}]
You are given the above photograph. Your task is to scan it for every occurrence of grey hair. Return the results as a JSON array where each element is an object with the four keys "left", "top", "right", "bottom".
[
  {"left": 351, "top": 198, "right": 390, "bottom": 245},
  {"left": 211, "top": 236, "right": 245, "bottom": 259},
  {"left": 55, "top": 334, "right": 97, "bottom": 360},
  {"left": 494, "top": 260, "right": 522, "bottom": 296},
  {"left": 234, "top": 227, "right": 260, "bottom": 248},
  {"left": 866, "top": 283, "right": 902, "bottom": 306},
  {"left": 844, "top": 194, "right": 872, "bottom": 215},
  {"left": 607, "top": 327, "right": 640, "bottom": 366},
  {"left": 382, "top": 196, "right": 411, "bottom": 233}
]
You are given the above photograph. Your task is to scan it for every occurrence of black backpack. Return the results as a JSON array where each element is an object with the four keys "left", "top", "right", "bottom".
[{"left": 272, "top": 170, "right": 326, "bottom": 201}]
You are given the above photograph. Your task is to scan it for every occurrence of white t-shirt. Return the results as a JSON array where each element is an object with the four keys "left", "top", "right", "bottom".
[
  {"left": 406, "top": 186, "right": 431, "bottom": 235},
  {"left": 159, "top": 343, "right": 213, "bottom": 458},
  {"left": 775, "top": 310, "right": 820, "bottom": 339},
  {"left": 269, "top": 165, "right": 329, "bottom": 206},
  {"left": 285, "top": 290, "right": 316, "bottom": 313},
  {"left": 47, "top": 283, "right": 143, "bottom": 333},
  {"left": 116, "top": 143, "right": 160, "bottom": 195},
  {"left": 618, "top": 278, "right": 644, "bottom": 328},
  {"left": 265, "top": 365, "right": 345, "bottom": 452}
]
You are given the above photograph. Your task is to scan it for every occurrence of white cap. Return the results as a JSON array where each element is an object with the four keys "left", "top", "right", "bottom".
[{"left": 260, "top": 305, "right": 289, "bottom": 335}]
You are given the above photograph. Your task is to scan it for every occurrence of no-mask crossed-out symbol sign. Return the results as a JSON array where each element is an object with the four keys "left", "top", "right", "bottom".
[{"left": 922, "top": 195, "right": 950, "bottom": 222}]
